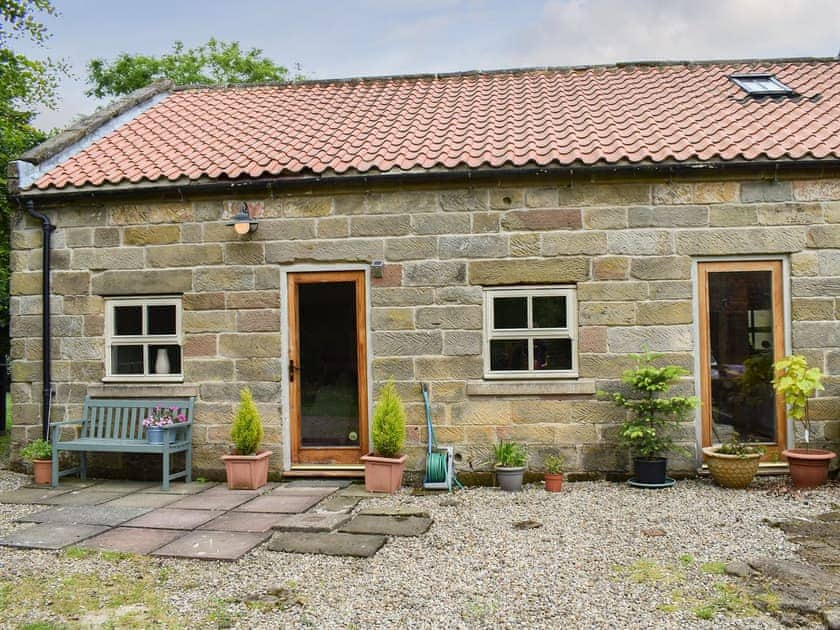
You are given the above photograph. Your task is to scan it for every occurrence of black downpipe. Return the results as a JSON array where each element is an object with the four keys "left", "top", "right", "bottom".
[{"left": 23, "top": 200, "right": 55, "bottom": 439}]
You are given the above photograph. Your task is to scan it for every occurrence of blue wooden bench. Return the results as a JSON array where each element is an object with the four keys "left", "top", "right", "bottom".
[{"left": 50, "top": 397, "right": 195, "bottom": 490}]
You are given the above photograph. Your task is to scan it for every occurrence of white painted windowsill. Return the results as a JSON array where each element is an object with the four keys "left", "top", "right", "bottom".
[{"left": 466, "top": 379, "right": 596, "bottom": 396}]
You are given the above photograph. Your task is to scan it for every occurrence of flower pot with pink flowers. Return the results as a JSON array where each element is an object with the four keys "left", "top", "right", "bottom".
[{"left": 143, "top": 406, "right": 188, "bottom": 444}]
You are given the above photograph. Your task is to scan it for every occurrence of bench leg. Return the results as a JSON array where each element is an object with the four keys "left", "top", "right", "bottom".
[
  {"left": 79, "top": 452, "right": 87, "bottom": 481},
  {"left": 185, "top": 447, "right": 192, "bottom": 484},
  {"left": 161, "top": 452, "right": 170, "bottom": 491},
  {"left": 51, "top": 443, "right": 59, "bottom": 488}
]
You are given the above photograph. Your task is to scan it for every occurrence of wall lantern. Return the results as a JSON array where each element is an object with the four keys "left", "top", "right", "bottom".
[{"left": 227, "top": 202, "right": 259, "bottom": 234}]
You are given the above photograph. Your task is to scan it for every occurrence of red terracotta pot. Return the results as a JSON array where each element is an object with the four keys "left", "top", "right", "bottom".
[
  {"left": 32, "top": 459, "right": 52, "bottom": 485},
  {"left": 222, "top": 450, "right": 272, "bottom": 490},
  {"left": 783, "top": 448, "right": 836, "bottom": 488},
  {"left": 361, "top": 453, "right": 407, "bottom": 493},
  {"left": 545, "top": 472, "right": 564, "bottom": 492}
]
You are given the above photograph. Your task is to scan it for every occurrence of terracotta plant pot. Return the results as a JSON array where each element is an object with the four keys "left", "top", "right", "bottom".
[
  {"left": 361, "top": 453, "right": 407, "bottom": 493},
  {"left": 783, "top": 448, "right": 837, "bottom": 489},
  {"left": 702, "top": 446, "right": 761, "bottom": 489},
  {"left": 32, "top": 459, "right": 52, "bottom": 485},
  {"left": 221, "top": 450, "right": 272, "bottom": 490},
  {"left": 495, "top": 465, "right": 526, "bottom": 492},
  {"left": 544, "top": 472, "right": 563, "bottom": 492}
]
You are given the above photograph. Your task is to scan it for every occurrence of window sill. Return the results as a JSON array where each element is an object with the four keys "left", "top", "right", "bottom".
[
  {"left": 89, "top": 383, "right": 199, "bottom": 398},
  {"left": 466, "top": 379, "right": 596, "bottom": 396}
]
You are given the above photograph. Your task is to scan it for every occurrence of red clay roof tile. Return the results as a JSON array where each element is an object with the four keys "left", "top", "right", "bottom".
[{"left": 28, "top": 59, "right": 840, "bottom": 190}]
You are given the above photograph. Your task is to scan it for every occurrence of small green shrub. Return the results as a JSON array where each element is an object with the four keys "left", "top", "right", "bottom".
[
  {"left": 371, "top": 381, "right": 406, "bottom": 458},
  {"left": 544, "top": 453, "right": 564, "bottom": 474},
  {"left": 715, "top": 433, "right": 765, "bottom": 458},
  {"left": 773, "top": 354, "right": 824, "bottom": 447},
  {"left": 230, "top": 388, "right": 263, "bottom": 455},
  {"left": 20, "top": 438, "right": 51, "bottom": 461},
  {"left": 491, "top": 440, "right": 527, "bottom": 467}
]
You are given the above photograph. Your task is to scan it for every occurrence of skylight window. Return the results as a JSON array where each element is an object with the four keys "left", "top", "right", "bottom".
[{"left": 730, "top": 73, "right": 795, "bottom": 96}]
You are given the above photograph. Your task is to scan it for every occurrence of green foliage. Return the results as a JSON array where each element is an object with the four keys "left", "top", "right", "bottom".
[
  {"left": 715, "top": 432, "right": 765, "bottom": 458},
  {"left": 600, "top": 351, "right": 699, "bottom": 458},
  {"left": 544, "top": 452, "right": 564, "bottom": 474},
  {"left": 772, "top": 354, "right": 823, "bottom": 446},
  {"left": 86, "top": 38, "right": 303, "bottom": 98},
  {"left": 491, "top": 440, "right": 527, "bottom": 468},
  {"left": 20, "top": 437, "right": 50, "bottom": 460},
  {"left": 371, "top": 380, "right": 405, "bottom": 458},
  {"left": 230, "top": 387, "right": 263, "bottom": 455}
]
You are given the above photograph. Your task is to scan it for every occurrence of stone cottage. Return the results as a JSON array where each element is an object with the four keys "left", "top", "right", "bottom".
[{"left": 7, "top": 58, "right": 840, "bottom": 481}]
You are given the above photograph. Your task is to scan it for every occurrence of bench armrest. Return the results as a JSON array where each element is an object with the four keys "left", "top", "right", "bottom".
[
  {"left": 159, "top": 420, "right": 193, "bottom": 431},
  {"left": 49, "top": 420, "right": 84, "bottom": 427}
]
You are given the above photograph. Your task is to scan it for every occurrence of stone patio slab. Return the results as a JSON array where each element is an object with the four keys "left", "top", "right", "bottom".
[
  {"left": 80, "top": 527, "right": 185, "bottom": 554},
  {"left": 313, "top": 495, "right": 361, "bottom": 513},
  {"left": 0, "top": 523, "right": 109, "bottom": 550},
  {"left": 198, "top": 512, "right": 289, "bottom": 533},
  {"left": 359, "top": 507, "right": 431, "bottom": 518},
  {"left": 42, "top": 490, "right": 126, "bottom": 506},
  {"left": 104, "top": 493, "right": 183, "bottom": 509},
  {"left": 336, "top": 485, "right": 380, "bottom": 498},
  {"left": 267, "top": 531, "right": 386, "bottom": 557},
  {"left": 340, "top": 514, "right": 433, "bottom": 537},
  {"left": 84, "top": 480, "right": 157, "bottom": 493},
  {"left": 235, "top": 494, "right": 323, "bottom": 514},
  {"left": 0, "top": 487, "right": 72, "bottom": 504},
  {"left": 283, "top": 479, "right": 352, "bottom": 488},
  {"left": 167, "top": 492, "right": 255, "bottom": 511},
  {"left": 121, "top": 508, "right": 222, "bottom": 530},
  {"left": 24, "top": 479, "right": 96, "bottom": 490},
  {"left": 271, "top": 512, "right": 351, "bottom": 532},
  {"left": 269, "top": 486, "right": 337, "bottom": 498},
  {"left": 152, "top": 530, "right": 270, "bottom": 561},
  {"left": 143, "top": 482, "right": 218, "bottom": 495},
  {"left": 16, "top": 505, "right": 150, "bottom": 526},
  {"left": 202, "top": 484, "right": 273, "bottom": 496}
]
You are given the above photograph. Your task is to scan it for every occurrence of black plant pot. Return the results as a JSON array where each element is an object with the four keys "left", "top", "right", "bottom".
[{"left": 633, "top": 457, "right": 667, "bottom": 484}]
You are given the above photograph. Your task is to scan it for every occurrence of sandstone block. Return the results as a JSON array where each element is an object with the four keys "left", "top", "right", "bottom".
[
  {"left": 194, "top": 267, "right": 254, "bottom": 292},
  {"left": 509, "top": 233, "right": 541, "bottom": 257},
  {"left": 72, "top": 247, "right": 144, "bottom": 270},
  {"left": 350, "top": 214, "right": 411, "bottom": 236},
  {"left": 790, "top": 252, "right": 818, "bottom": 276},
  {"left": 497, "top": 425, "right": 556, "bottom": 444},
  {"left": 193, "top": 200, "right": 225, "bottom": 221},
  {"left": 372, "top": 357, "right": 414, "bottom": 381},
  {"left": 792, "top": 298, "right": 835, "bottom": 321},
  {"left": 578, "top": 281, "right": 648, "bottom": 301},
  {"left": 430, "top": 381, "right": 467, "bottom": 402},
  {"left": 435, "top": 286, "right": 483, "bottom": 304},
  {"left": 370, "top": 264, "right": 402, "bottom": 287},
  {"left": 412, "top": 214, "right": 470, "bottom": 235},
  {"left": 676, "top": 227, "right": 805, "bottom": 254},
  {"left": 83, "top": 314, "right": 103, "bottom": 336},
  {"left": 404, "top": 261, "right": 466, "bottom": 286},
  {"left": 579, "top": 301, "right": 635, "bottom": 326},
  {"left": 416, "top": 306, "right": 481, "bottom": 330},
  {"left": 451, "top": 400, "right": 512, "bottom": 425},
  {"left": 472, "top": 213, "right": 501, "bottom": 233},
  {"left": 219, "top": 333, "right": 281, "bottom": 358},
  {"left": 10, "top": 272, "right": 42, "bottom": 295},
  {"left": 183, "top": 311, "right": 235, "bottom": 333},
  {"left": 373, "top": 331, "right": 442, "bottom": 356},
  {"left": 226, "top": 290, "right": 280, "bottom": 309},
  {"left": 501, "top": 208, "right": 582, "bottom": 231},
  {"left": 793, "top": 180, "right": 840, "bottom": 201},
  {"left": 524, "top": 187, "right": 558, "bottom": 207},
  {"left": 629, "top": 205, "right": 709, "bottom": 227},
  {"left": 224, "top": 242, "right": 264, "bottom": 265},
  {"left": 558, "top": 183, "right": 650, "bottom": 206},
  {"left": 59, "top": 338, "right": 104, "bottom": 360},
  {"left": 653, "top": 183, "right": 693, "bottom": 205},
  {"left": 237, "top": 309, "right": 281, "bottom": 332},
  {"left": 741, "top": 181, "right": 792, "bottom": 202},
  {"left": 317, "top": 216, "right": 349, "bottom": 238},
  {"left": 694, "top": 182, "right": 739, "bottom": 203},
  {"left": 11, "top": 229, "right": 41, "bottom": 249},
  {"left": 648, "top": 280, "right": 692, "bottom": 300},
  {"left": 123, "top": 225, "right": 180, "bottom": 245},
  {"left": 93, "top": 227, "right": 121, "bottom": 247},
  {"left": 818, "top": 251, "right": 840, "bottom": 276},
  {"left": 510, "top": 400, "right": 575, "bottom": 424},
  {"left": 792, "top": 321, "right": 840, "bottom": 348},
  {"left": 386, "top": 237, "right": 438, "bottom": 261},
  {"left": 254, "top": 219, "right": 319, "bottom": 242},
  {"left": 489, "top": 189, "right": 524, "bottom": 209},
  {"left": 65, "top": 228, "right": 92, "bottom": 247},
  {"left": 62, "top": 295, "right": 103, "bottom": 315},
  {"left": 367, "top": 191, "right": 438, "bottom": 215},
  {"left": 415, "top": 356, "right": 483, "bottom": 379},
  {"left": 201, "top": 381, "right": 280, "bottom": 403},
  {"left": 371, "top": 287, "right": 434, "bottom": 306},
  {"left": 148, "top": 203, "right": 193, "bottom": 223},
  {"left": 52, "top": 271, "right": 90, "bottom": 295},
  {"left": 10, "top": 315, "right": 40, "bottom": 337},
  {"left": 439, "top": 189, "right": 489, "bottom": 212},
  {"left": 282, "top": 196, "right": 332, "bottom": 217},
  {"left": 807, "top": 225, "right": 840, "bottom": 248},
  {"left": 184, "top": 292, "right": 225, "bottom": 310},
  {"left": 254, "top": 267, "right": 281, "bottom": 289},
  {"left": 542, "top": 232, "right": 607, "bottom": 255},
  {"left": 147, "top": 244, "right": 222, "bottom": 268},
  {"left": 555, "top": 424, "right": 599, "bottom": 444},
  {"left": 235, "top": 358, "right": 283, "bottom": 382},
  {"left": 757, "top": 202, "right": 823, "bottom": 225},
  {"left": 630, "top": 256, "right": 691, "bottom": 280},
  {"left": 439, "top": 235, "right": 508, "bottom": 258},
  {"left": 607, "top": 325, "right": 693, "bottom": 353},
  {"left": 184, "top": 334, "right": 217, "bottom": 357},
  {"left": 202, "top": 222, "right": 246, "bottom": 242},
  {"left": 607, "top": 230, "right": 672, "bottom": 255},
  {"left": 824, "top": 201, "right": 840, "bottom": 223},
  {"left": 371, "top": 308, "right": 414, "bottom": 331},
  {"left": 468, "top": 258, "right": 589, "bottom": 285},
  {"left": 710, "top": 205, "right": 757, "bottom": 227},
  {"left": 636, "top": 300, "right": 693, "bottom": 325},
  {"left": 184, "top": 359, "right": 235, "bottom": 381},
  {"left": 579, "top": 326, "right": 607, "bottom": 353},
  {"left": 443, "top": 331, "right": 482, "bottom": 356},
  {"left": 593, "top": 256, "right": 629, "bottom": 280},
  {"left": 792, "top": 278, "right": 840, "bottom": 297},
  {"left": 571, "top": 401, "right": 628, "bottom": 423}
]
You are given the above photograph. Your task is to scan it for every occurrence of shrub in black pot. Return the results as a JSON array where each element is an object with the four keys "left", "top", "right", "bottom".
[{"left": 601, "top": 351, "right": 699, "bottom": 485}]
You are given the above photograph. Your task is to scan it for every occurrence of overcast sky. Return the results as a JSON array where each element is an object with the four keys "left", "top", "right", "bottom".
[{"left": 18, "top": 0, "right": 840, "bottom": 130}]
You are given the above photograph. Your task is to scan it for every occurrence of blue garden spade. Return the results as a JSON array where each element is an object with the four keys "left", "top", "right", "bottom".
[{"left": 421, "top": 383, "right": 463, "bottom": 491}]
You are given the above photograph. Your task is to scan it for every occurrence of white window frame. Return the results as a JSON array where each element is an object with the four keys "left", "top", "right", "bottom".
[
  {"left": 104, "top": 296, "right": 184, "bottom": 383},
  {"left": 483, "top": 285, "right": 578, "bottom": 379}
]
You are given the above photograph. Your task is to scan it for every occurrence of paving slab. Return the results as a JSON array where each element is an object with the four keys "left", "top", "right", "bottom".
[
  {"left": 143, "top": 482, "right": 218, "bottom": 495},
  {"left": 80, "top": 527, "right": 185, "bottom": 554},
  {"left": 340, "top": 514, "right": 433, "bottom": 537},
  {"left": 336, "top": 485, "right": 380, "bottom": 498},
  {"left": 313, "top": 495, "right": 361, "bottom": 513},
  {"left": 152, "top": 530, "right": 270, "bottom": 561},
  {"left": 271, "top": 512, "right": 351, "bottom": 533},
  {"left": 269, "top": 486, "right": 337, "bottom": 498},
  {"left": 16, "top": 505, "right": 150, "bottom": 526},
  {"left": 24, "top": 479, "right": 96, "bottom": 490},
  {"left": 267, "top": 531, "right": 386, "bottom": 557},
  {"left": 121, "top": 508, "right": 222, "bottom": 530},
  {"left": 167, "top": 492, "right": 255, "bottom": 511},
  {"left": 0, "top": 523, "right": 109, "bottom": 550},
  {"left": 0, "top": 487, "right": 72, "bottom": 504},
  {"left": 282, "top": 479, "right": 352, "bottom": 488},
  {"left": 359, "top": 507, "right": 431, "bottom": 518},
  {"left": 198, "top": 512, "right": 290, "bottom": 533},
  {"left": 202, "top": 484, "right": 275, "bottom": 496},
  {"left": 84, "top": 480, "right": 157, "bottom": 493},
  {"left": 103, "top": 493, "right": 183, "bottom": 509},
  {"left": 42, "top": 490, "right": 126, "bottom": 506},
  {"left": 235, "top": 494, "right": 324, "bottom": 514}
]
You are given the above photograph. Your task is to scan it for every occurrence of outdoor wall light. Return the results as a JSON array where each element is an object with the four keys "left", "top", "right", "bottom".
[{"left": 227, "top": 202, "right": 259, "bottom": 234}]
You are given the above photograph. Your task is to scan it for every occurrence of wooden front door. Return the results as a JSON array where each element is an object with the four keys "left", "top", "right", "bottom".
[
  {"left": 698, "top": 260, "right": 786, "bottom": 460},
  {"left": 288, "top": 271, "right": 368, "bottom": 465}
]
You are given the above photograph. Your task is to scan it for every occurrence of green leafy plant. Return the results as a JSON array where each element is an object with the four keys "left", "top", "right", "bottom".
[
  {"left": 371, "top": 380, "right": 406, "bottom": 458},
  {"left": 491, "top": 440, "right": 527, "bottom": 468},
  {"left": 772, "top": 354, "right": 823, "bottom": 449},
  {"left": 601, "top": 351, "right": 699, "bottom": 458},
  {"left": 715, "top": 433, "right": 765, "bottom": 458},
  {"left": 230, "top": 387, "right": 263, "bottom": 455},
  {"left": 544, "top": 453, "right": 564, "bottom": 474},
  {"left": 20, "top": 438, "right": 50, "bottom": 461}
]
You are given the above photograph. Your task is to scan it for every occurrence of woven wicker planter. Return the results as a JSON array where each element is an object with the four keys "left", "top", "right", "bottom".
[{"left": 702, "top": 446, "right": 761, "bottom": 489}]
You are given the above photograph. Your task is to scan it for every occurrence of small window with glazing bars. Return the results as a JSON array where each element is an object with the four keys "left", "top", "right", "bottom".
[{"left": 730, "top": 73, "right": 795, "bottom": 96}]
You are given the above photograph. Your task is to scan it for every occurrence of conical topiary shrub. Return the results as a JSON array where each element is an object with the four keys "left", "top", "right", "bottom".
[
  {"left": 222, "top": 387, "right": 272, "bottom": 489},
  {"left": 362, "top": 379, "right": 408, "bottom": 493}
]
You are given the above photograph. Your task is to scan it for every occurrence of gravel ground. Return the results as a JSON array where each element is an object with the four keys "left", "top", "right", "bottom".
[{"left": 0, "top": 470, "right": 837, "bottom": 629}]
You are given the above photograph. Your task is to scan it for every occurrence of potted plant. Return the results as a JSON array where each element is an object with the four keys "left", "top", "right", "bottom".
[
  {"left": 221, "top": 387, "right": 272, "bottom": 490},
  {"left": 21, "top": 438, "right": 52, "bottom": 485},
  {"left": 490, "top": 440, "right": 528, "bottom": 491},
  {"left": 544, "top": 453, "right": 564, "bottom": 492},
  {"left": 773, "top": 354, "right": 837, "bottom": 488},
  {"left": 602, "top": 351, "right": 699, "bottom": 486},
  {"left": 702, "top": 433, "right": 764, "bottom": 489},
  {"left": 143, "top": 406, "right": 188, "bottom": 444},
  {"left": 361, "top": 380, "right": 407, "bottom": 493}
]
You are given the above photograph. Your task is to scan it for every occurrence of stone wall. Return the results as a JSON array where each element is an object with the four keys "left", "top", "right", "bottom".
[{"left": 9, "top": 174, "right": 840, "bottom": 478}]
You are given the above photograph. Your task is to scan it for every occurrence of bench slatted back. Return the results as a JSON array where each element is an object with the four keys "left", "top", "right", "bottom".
[{"left": 81, "top": 398, "right": 195, "bottom": 441}]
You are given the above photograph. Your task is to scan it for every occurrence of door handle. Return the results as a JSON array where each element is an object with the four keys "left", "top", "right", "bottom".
[{"left": 289, "top": 359, "right": 299, "bottom": 382}]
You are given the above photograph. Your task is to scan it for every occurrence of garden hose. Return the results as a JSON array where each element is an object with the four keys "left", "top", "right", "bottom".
[{"left": 425, "top": 451, "right": 448, "bottom": 483}]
